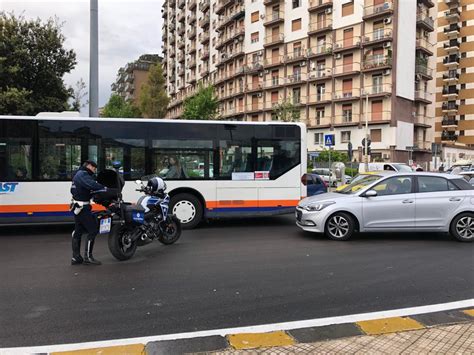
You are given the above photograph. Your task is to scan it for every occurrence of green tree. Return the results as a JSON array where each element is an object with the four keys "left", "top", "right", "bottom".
[
  {"left": 102, "top": 94, "right": 141, "bottom": 118},
  {"left": 0, "top": 12, "right": 77, "bottom": 115},
  {"left": 272, "top": 97, "right": 300, "bottom": 122},
  {"left": 315, "top": 149, "right": 349, "bottom": 163},
  {"left": 182, "top": 85, "right": 219, "bottom": 120},
  {"left": 139, "top": 63, "right": 169, "bottom": 118}
]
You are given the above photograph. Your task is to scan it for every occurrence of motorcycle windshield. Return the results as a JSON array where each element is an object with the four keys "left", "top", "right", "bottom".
[{"left": 97, "top": 169, "right": 125, "bottom": 191}]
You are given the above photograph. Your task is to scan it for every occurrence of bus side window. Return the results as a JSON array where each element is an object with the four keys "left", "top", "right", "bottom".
[{"left": 0, "top": 141, "right": 33, "bottom": 181}]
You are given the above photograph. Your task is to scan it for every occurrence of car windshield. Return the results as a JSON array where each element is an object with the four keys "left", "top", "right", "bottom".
[
  {"left": 393, "top": 164, "right": 413, "bottom": 173},
  {"left": 336, "top": 175, "right": 382, "bottom": 194}
]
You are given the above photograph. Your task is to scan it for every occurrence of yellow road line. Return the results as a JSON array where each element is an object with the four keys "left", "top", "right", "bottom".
[
  {"left": 357, "top": 317, "right": 425, "bottom": 335},
  {"left": 463, "top": 309, "right": 474, "bottom": 317},
  {"left": 51, "top": 344, "right": 145, "bottom": 355},
  {"left": 227, "top": 331, "right": 295, "bottom": 350}
]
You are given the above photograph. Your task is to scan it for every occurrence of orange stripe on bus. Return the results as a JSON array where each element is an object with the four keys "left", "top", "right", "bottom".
[{"left": 0, "top": 204, "right": 105, "bottom": 213}]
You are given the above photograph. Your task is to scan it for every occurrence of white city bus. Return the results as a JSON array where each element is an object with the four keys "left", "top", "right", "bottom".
[{"left": 0, "top": 116, "right": 307, "bottom": 228}]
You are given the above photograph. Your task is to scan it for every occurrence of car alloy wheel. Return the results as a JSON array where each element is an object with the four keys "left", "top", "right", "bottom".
[
  {"left": 327, "top": 215, "right": 350, "bottom": 239},
  {"left": 456, "top": 216, "right": 473, "bottom": 240}
]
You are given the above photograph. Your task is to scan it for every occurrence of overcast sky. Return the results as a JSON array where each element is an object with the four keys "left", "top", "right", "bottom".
[{"left": 1, "top": 0, "right": 164, "bottom": 114}]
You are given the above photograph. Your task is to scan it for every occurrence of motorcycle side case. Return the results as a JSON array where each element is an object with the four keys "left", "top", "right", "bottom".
[{"left": 124, "top": 204, "right": 145, "bottom": 225}]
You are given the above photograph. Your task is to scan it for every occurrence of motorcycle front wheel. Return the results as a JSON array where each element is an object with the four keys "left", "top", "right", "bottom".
[
  {"left": 108, "top": 224, "right": 138, "bottom": 261},
  {"left": 158, "top": 215, "right": 182, "bottom": 245}
]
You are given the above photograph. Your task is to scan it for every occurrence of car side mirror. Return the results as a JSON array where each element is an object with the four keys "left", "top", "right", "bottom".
[{"left": 364, "top": 190, "right": 377, "bottom": 198}]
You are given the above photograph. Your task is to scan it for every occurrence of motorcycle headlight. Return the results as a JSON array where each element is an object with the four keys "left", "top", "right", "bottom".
[{"left": 304, "top": 201, "right": 335, "bottom": 211}]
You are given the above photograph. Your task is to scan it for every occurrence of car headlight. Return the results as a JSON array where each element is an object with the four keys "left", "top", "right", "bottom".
[{"left": 304, "top": 201, "right": 335, "bottom": 211}]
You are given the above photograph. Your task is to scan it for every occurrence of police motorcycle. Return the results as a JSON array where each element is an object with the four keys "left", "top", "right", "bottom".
[{"left": 94, "top": 164, "right": 181, "bottom": 261}]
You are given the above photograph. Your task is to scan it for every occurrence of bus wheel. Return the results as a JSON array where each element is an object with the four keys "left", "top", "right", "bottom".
[{"left": 170, "top": 193, "right": 203, "bottom": 229}]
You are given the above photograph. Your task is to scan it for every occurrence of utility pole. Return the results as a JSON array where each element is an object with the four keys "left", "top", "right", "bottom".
[
  {"left": 364, "top": 91, "right": 369, "bottom": 171},
  {"left": 89, "top": 0, "right": 99, "bottom": 117}
]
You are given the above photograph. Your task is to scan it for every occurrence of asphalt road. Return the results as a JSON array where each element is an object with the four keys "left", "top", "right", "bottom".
[{"left": 0, "top": 216, "right": 473, "bottom": 348}]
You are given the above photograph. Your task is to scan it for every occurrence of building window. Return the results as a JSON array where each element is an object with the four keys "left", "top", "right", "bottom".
[
  {"left": 342, "top": 104, "right": 352, "bottom": 122},
  {"left": 314, "top": 132, "right": 323, "bottom": 145},
  {"left": 371, "top": 129, "right": 382, "bottom": 142},
  {"left": 292, "top": 0, "right": 301, "bottom": 9},
  {"left": 251, "top": 32, "right": 259, "bottom": 43},
  {"left": 342, "top": 1, "right": 354, "bottom": 17},
  {"left": 341, "top": 131, "right": 351, "bottom": 143},
  {"left": 251, "top": 11, "right": 259, "bottom": 23},
  {"left": 316, "top": 108, "right": 324, "bottom": 125},
  {"left": 293, "top": 88, "right": 301, "bottom": 104},
  {"left": 372, "top": 100, "right": 383, "bottom": 120},
  {"left": 292, "top": 18, "right": 302, "bottom": 32}
]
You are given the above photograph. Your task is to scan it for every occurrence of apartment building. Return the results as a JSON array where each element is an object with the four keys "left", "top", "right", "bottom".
[
  {"left": 163, "top": 0, "right": 437, "bottom": 163},
  {"left": 111, "top": 54, "right": 162, "bottom": 105},
  {"left": 435, "top": 0, "right": 474, "bottom": 166}
]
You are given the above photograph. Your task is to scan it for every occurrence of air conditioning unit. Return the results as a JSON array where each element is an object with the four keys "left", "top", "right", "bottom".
[
  {"left": 383, "top": 154, "right": 390, "bottom": 159},
  {"left": 221, "top": 53, "right": 228, "bottom": 59},
  {"left": 260, "top": 14, "right": 265, "bottom": 19},
  {"left": 257, "top": 93, "right": 262, "bottom": 97},
  {"left": 384, "top": 42, "right": 391, "bottom": 48},
  {"left": 423, "top": 30, "right": 429, "bottom": 38},
  {"left": 300, "top": 61, "right": 307, "bottom": 67},
  {"left": 257, "top": 50, "right": 263, "bottom": 56},
  {"left": 326, "top": 8, "right": 332, "bottom": 14},
  {"left": 384, "top": 18, "right": 392, "bottom": 25},
  {"left": 234, "top": 38, "right": 240, "bottom": 43},
  {"left": 264, "top": 69, "right": 270, "bottom": 74},
  {"left": 259, "top": 72, "right": 264, "bottom": 77},
  {"left": 383, "top": 69, "right": 391, "bottom": 76},
  {"left": 335, "top": 53, "right": 342, "bottom": 59}
]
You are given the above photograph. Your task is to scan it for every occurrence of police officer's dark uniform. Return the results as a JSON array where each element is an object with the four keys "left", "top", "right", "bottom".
[{"left": 70, "top": 160, "right": 107, "bottom": 265}]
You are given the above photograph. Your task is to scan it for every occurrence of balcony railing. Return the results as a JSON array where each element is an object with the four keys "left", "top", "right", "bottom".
[
  {"left": 284, "top": 48, "right": 307, "bottom": 62},
  {"left": 264, "top": 33, "right": 284, "bottom": 46},
  {"left": 333, "top": 62, "right": 361, "bottom": 75},
  {"left": 415, "top": 64, "right": 433, "bottom": 77},
  {"left": 264, "top": 11, "right": 285, "bottom": 26},
  {"left": 414, "top": 90, "right": 433, "bottom": 102},
  {"left": 443, "top": 56, "right": 460, "bottom": 66},
  {"left": 216, "top": 27, "right": 245, "bottom": 48},
  {"left": 199, "top": 0, "right": 210, "bottom": 12},
  {"left": 441, "top": 117, "right": 458, "bottom": 126},
  {"left": 246, "top": 82, "right": 264, "bottom": 91},
  {"left": 199, "top": 14, "right": 210, "bottom": 27},
  {"left": 334, "top": 113, "right": 361, "bottom": 124},
  {"left": 308, "top": 19, "right": 333, "bottom": 33},
  {"left": 442, "top": 102, "right": 459, "bottom": 111},
  {"left": 444, "top": 24, "right": 460, "bottom": 35},
  {"left": 333, "top": 89, "right": 361, "bottom": 100},
  {"left": 445, "top": 8, "right": 461, "bottom": 21},
  {"left": 217, "top": 5, "right": 245, "bottom": 29},
  {"left": 363, "top": 84, "right": 392, "bottom": 95},
  {"left": 308, "top": 69, "right": 330, "bottom": 80},
  {"left": 441, "top": 131, "right": 458, "bottom": 141},
  {"left": 263, "top": 77, "right": 283, "bottom": 89},
  {"left": 442, "top": 72, "right": 459, "bottom": 82},
  {"left": 334, "top": 36, "right": 361, "bottom": 51},
  {"left": 362, "top": 55, "right": 392, "bottom": 70},
  {"left": 416, "top": 37, "right": 434, "bottom": 54},
  {"left": 308, "top": 92, "right": 333, "bottom": 103},
  {"left": 442, "top": 87, "right": 459, "bottom": 97},
  {"left": 363, "top": 28, "right": 393, "bottom": 44},
  {"left": 308, "top": 44, "right": 333, "bottom": 56},
  {"left": 364, "top": 1, "right": 393, "bottom": 18},
  {"left": 308, "top": 0, "right": 333, "bottom": 11},
  {"left": 444, "top": 40, "right": 460, "bottom": 53},
  {"left": 416, "top": 14, "right": 434, "bottom": 31},
  {"left": 286, "top": 73, "right": 307, "bottom": 84}
]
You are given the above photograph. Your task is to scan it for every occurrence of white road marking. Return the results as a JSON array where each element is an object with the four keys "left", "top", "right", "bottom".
[{"left": 1, "top": 299, "right": 473, "bottom": 354}]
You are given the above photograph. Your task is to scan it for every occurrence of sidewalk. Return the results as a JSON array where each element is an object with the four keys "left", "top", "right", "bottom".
[{"left": 206, "top": 322, "right": 473, "bottom": 354}]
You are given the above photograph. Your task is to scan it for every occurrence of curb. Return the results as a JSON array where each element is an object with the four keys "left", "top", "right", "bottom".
[{"left": 45, "top": 308, "right": 473, "bottom": 355}]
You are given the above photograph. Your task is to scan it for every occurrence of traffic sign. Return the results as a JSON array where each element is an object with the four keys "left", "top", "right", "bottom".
[{"left": 324, "top": 134, "right": 335, "bottom": 147}]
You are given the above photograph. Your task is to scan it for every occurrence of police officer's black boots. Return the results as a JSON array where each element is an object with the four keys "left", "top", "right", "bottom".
[
  {"left": 71, "top": 231, "right": 83, "bottom": 265},
  {"left": 84, "top": 239, "right": 102, "bottom": 265}
]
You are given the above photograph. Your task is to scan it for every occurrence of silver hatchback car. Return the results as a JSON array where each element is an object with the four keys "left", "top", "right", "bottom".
[{"left": 296, "top": 172, "right": 474, "bottom": 242}]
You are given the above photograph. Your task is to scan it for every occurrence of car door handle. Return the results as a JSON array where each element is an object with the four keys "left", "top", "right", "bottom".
[
  {"left": 449, "top": 198, "right": 462, "bottom": 202},
  {"left": 402, "top": 200, "right": 414, "bottom": 204}
]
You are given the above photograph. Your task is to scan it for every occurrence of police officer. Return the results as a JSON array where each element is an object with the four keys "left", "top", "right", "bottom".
[{"left": 70, "top": 160, "right": 107, "bottom": 265}]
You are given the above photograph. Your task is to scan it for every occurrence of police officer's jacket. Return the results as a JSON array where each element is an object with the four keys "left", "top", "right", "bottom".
[{"left": 71, "top": 167, "right": 106, "bottom": 202}]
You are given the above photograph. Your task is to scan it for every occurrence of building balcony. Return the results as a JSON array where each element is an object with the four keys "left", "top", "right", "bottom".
[
  {"left": 308, "top": 0, "right": 333, "bottom": 12},
  {"left": 169, "top": 49, "right": 176, "bottom": 58},
  {"left": 414, "top": 115, "right": 433, "bottom": 128},
  {"left": 162, "top": 7, "right": 168, "bottom": 18},
  {"left": 333, "top": 37, "right": 361, "bottom": 53},
  {"left": 177, "top": 11, "right": 185, "bottom": 23},
  {"left": 333, "top": 63, "right": 361, "bottom": 77},
  {"left": 416, "top": 14, "right": 434, "bottom": 32},
  {"left": 415, "top": 64, "right": 433, "bottom": 80},
  {"left": 189, "top": 59, "right": 196, "bottom": 68},
  {"left": 442, "top": 72, "right": 459, "bottom": 84},
  {"left": 264, "top": 33, "right": 284, "bottom": 47},
  {"left": 363, "top": 1, "right": 393, "bottom": 20},
  {"left": 215, "top": 0, "right": 231, "bottom": 15},
  {"left": 444, "top": 39, "right": 460, "bottom": 54},
  {"left": 199, "top": 0, "right": 210, "bottom": 12},
  {"left": 414, "top": 90, "right": 433, "bottom": 104},
  {"left": 441, "top": 131, "right": 458, "bottom": 142},
  {"left": 178, "top": 0, "right": 185, "bottom": 9},
  {"left": 445, "top": 8, "right": 461, "bottom": 22},
  {"left": 246, "top": 102, "right": 264, "bottom": 114},
  {"left": 200, "top": 32, "right": 210, "bottom": 44},
  {"left": 444, "top": 24, "right": 460, "bottom": 38},
  {"left": 188, "top": 13, "right": 196, "bottom": 24},
  {"left": 283, "top": 48, "right": 307, "bottom": 63},
  {"left": 286, "top": 73, "right": 307, "bottom": 86},
  {"left": 413, "top": 140, "right": 432, "bottom": 151},
  {"left": 264, "top": 0, "right": 279, "bottom": 5},
  {"left": 263, "top": 77, "right": 283, "bottom": 90},
  {"left": 199, "top": 14, "right": 210, "bottom": 28},
  {"left": 362, "top": 55, "right": 392, "bottom": 72},
  {"left": 308, "top": 19, "right": 332, "bottom": 35},
  {"left": 189, "top": 0, "right": 197, "bottom": 10},
  {"left": 246, "top": 81, "right": 264, "bottom": 93},
  {"left": 418, "top": 0, "right": 435, "bottom": 8},
  {"left": 333, "top": 89, "right": 360, "bottom": 102},
  {"left": 201, "top": 50, "right": 210, "bottom": 60},
  {"left": 442, "top": 102, "right": 459, "bottom": 113},
  {"left": 178, "top": 67, "right": 185, "bottom": 76},
  {"left": 442, "top": 86, "right": 459, "bottom": 98},
  {"left": 334, "top": 113, "right": 361, "bottom": 125},
  {"left": 416, "top": 37, "right": 434, "bottom": 56},
  {"left": 178, "top": 40, "right": 185, "bottom": 49},
  {"left": 308, "top": 69, "right": 332, "bottom": 81},
  {"left": 264, "top": 11, "right": 284, "bottom": 27},
  {"left": 216, "top": 5, "right": 245, "bottom": 30},
  {"left": 188, "top": 28, "right": 196, "bottom": 39},
  {"left": 444, "top": 0, "right": 459, "bottom": 5},
  {"left": 441, "top": 117, "right": 459, "bottom": 127},
  {"left": 308, "top": 92, "right": 333, "bottom": 104},
  {"left": 362, "top": 84, "right": 392, "bottom": 97},
  {"left": 308, "top": 44, "right": 333, "bottom": 57},
  {"left": 245, "top": 62, "right": 264, "bottom": 74},
  {"left": 178, "top": 53, "right": 185, "bottom": 63},
  {"left": 443, "top": 56, "right": 460, "bottom": 69},
  {"left": 362, "top": 28, "right": 393, "bottom": 46},
  {"left": 200, "top": 67, "right": 210, "bottom": 77},
  {"left": 216, "top": 27, "right": 245, "bottom": 49},
  {"left": 188, "top": 43, "right": 196, "bottom": 53}
]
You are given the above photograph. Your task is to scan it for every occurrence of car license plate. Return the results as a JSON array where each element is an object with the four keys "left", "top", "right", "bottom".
[{"left": 99, "top": 217, "right": 111, "bottom": 234}]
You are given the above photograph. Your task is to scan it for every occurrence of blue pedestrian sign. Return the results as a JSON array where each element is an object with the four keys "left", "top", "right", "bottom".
[{"left": 324, "top": 134, "right": 335, "bottom": 147}]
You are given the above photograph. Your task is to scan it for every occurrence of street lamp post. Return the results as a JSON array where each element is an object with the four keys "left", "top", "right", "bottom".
[
  {"left": 89, "top": 0, "right": 99, "bottom": 118},
  {"left": 364, "top": 91, "right": 369, "bottom": 171}
]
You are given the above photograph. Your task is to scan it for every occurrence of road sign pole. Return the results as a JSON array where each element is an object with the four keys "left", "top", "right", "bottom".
[
  {"left": 364, "top": 93, "right": 369, "bottom": 172},
  {"left": 328, "top": 147, "right": 331, "bottom": 192}
]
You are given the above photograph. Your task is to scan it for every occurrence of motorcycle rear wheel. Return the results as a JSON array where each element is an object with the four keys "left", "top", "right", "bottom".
[
  {"left": 108, "top": 224, "right": 138, "bottom": 261},
  {"left": 158, "top": 215, "right": 182, "bottom": 245}
]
